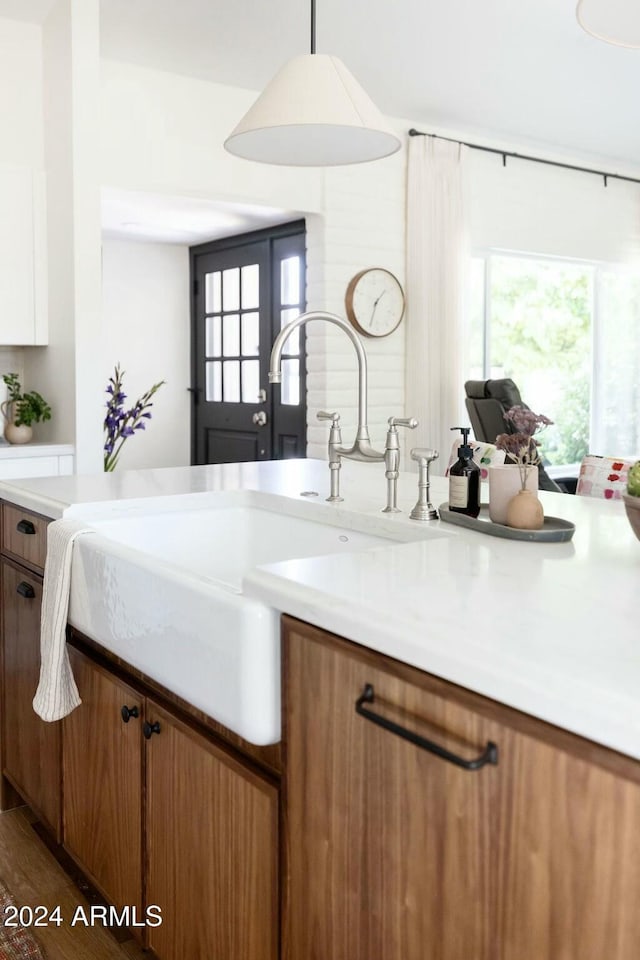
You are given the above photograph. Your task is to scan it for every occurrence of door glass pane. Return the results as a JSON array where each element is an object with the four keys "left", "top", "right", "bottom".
[
  {"left": 223, "top": 268, "right": 240, "bottom": 311},
  {"left": 206, "top": 316, "right": 222, "bottom": 357},
  {"left": 205, "top": 272, "right": 221, "bottom": 313},
  {"left": 241, "top": 312, "right": 260, "bottom": 356},
  {"left": 281, "top": 358, "right": 300, "bottom": 406},
  {"left": 241, "top": 360, "right": 260, "bottom": 403},
  {"left": 205, "top": 360, "right": 222, "bottom": 402},
  {"left": 241, "top": 264, "right": 259, "bottom": 309},
  {"left": 280, "top": 307, "right": 301, "bottom": 354},
  {"left": 223, "top": 360, "right": 240, "bottom": 402},
  {"left": 223, "top": 314, "right": 240, "bottom": 356},
  {"left": 281, "top": 256, "right": 300, "bottom": 306}
]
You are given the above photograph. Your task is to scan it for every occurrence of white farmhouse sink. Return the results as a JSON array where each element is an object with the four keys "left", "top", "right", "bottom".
[{"left": 68, "top": 492, "right": 423, "bottom": 745}]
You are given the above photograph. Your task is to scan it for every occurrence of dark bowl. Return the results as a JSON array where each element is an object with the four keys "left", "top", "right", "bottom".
[{"left": 623, "top": 493, "right": 640, "bottom": 542}]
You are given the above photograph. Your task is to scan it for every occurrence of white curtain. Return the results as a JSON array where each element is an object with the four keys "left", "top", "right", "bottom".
[{"left": 405, "top": 136, "right": 469, "bottom": 474}]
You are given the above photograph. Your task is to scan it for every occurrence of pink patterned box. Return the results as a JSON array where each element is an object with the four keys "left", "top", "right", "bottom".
[{"left": 576, "top": 455, "right": 635, "bottom": 500}]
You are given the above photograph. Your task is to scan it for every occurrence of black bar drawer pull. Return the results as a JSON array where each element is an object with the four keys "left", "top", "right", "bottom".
[
  {"left": 355, "top": 683, "right": 498, "bottom": 771},
  {"left": 17, "top": 581, "right": 36, "bottom": 599},
  {"left": 16, "top": 519, "right": 36, "bottom": 535}
]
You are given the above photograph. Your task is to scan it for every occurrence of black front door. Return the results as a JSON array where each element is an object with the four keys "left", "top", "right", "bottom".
[{"left": 190, "top": 220, "right": 306, "bottom": 464}]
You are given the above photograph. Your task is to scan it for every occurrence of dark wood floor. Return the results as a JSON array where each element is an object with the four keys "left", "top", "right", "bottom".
[{"left": 0, "top": 806, "right": 147, "bottom": 960}]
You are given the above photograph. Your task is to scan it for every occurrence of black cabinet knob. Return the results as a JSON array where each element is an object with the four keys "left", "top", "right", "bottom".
[
  {"left": 16, "top": 581, "right": 35, "bottom": 599},
  {"left": 143, "top": 720, "right": 161, "bottom": 739},
  {"left": 120, "top": 705, "right": 139, "bottom": 723}
]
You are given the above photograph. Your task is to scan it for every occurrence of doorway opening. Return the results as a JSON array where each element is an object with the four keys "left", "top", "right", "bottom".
[{"left": 190, "top": 220, "right": 306, "bottom": 464}]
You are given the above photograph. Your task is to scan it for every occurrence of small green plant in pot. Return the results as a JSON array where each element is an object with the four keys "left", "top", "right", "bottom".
[
  {"left": 1, "top": 373, "right": 52, "bottom": 444},
  {"left": 624, "top": 461, "right": 640, "bottom": 541}
]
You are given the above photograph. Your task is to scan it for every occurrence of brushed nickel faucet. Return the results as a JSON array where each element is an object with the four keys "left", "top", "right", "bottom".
[
  {"left": 269, "top": 310, "right": 418, "bottom": 508},
  {"left": 269, "top": 310, "right": 383, "bottom": 458}
]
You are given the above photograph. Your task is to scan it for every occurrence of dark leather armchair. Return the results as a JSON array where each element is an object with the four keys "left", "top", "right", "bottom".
[{"left": 464, "top": 379, "right": 574, "bottom": 493}]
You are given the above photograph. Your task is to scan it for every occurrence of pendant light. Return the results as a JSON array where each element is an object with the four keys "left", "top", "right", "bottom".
[
  {"left": 576, "top": 0, "right": 640, "bottom": 48},
  {"left": 224, "top": 0, "right": 401, "bottom": 166}
]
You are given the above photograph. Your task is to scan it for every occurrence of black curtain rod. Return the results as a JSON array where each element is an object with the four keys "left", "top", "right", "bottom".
[{"left": 407, "top": 128, "right": 640, "bottom": 188}]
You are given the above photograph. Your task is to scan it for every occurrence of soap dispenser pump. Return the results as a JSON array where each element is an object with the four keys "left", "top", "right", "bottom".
[{"left": 448, "top": 426, "right": 481, "bottom": 518}]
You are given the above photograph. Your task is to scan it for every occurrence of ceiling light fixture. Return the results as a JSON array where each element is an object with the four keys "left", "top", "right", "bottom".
[
  {"left": 576, "top": 0, "right": 640, "bottom": 49},
  {"left": 224, "top": 0, "right": 401, "bottom": 166}
]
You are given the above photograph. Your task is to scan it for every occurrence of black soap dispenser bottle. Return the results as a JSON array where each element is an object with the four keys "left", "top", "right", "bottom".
[{"left": 448, "top": 427, "right": 481, "bottom": 518}]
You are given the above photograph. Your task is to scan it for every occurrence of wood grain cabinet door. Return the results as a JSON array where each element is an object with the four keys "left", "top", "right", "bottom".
[
  {"left": 63, "top": 647, "right": 143, "bottom": 924},
  {"left": 144, "top": 700, "right": 278, "bottom": 960},
  {"left": 283, "top": 617, "right": 640, "bottom": 960},
  {"left": 1, "top": 559, "right": 60, "bottom": 836}
]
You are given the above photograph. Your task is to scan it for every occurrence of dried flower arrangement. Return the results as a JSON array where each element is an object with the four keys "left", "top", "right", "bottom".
[
  {"left": 104, "top": 364, "right": 165, "bottom": 472},
  {"left": 495, "top": 405, "right": 553, "bottom": 491}
]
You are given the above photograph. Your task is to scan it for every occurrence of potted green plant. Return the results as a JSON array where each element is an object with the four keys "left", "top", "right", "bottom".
[
  {"left": 624, "top": 461, "right": 640, "bottom": 541},
  {"left": 1, "top": 372, "right": 52, "bottom": 445}
]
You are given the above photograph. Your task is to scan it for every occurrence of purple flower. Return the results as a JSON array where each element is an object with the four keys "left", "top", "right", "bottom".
[{"left": 103, "top": 363, "right": 165, "bottom": 471}]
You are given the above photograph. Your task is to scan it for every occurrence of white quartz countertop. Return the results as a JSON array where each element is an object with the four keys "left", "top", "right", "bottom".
[{"left": 1, "top": 458, "right": 638, "bottom": 760}]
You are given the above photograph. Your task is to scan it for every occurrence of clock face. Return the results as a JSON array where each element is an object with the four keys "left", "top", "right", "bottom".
[{"left": 345, "top": 268, "right": 405, "bottom": 338}]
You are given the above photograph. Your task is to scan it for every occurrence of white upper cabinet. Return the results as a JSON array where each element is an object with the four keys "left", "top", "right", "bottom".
[{"left": 0, "top": 167, "right": 47, "bottom": 346}]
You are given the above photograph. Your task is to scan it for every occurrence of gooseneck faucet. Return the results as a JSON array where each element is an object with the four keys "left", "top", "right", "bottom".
[
  {"left": 269, "top": 310, "right": 419, "bottom": 508},
  {"left": 268, "top": 311, "right": 384, "bottom": 462}
]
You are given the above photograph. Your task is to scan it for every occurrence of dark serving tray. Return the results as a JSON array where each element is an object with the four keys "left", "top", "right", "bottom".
[{"left": 438, "top": 504, "right": 575, "bottom": 542}]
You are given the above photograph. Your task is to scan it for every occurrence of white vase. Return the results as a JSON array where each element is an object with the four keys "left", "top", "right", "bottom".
[
  {"left": 4, "top": 421, "right": 33, "bottom": 444},
  {"left": 1, "top": 401, "right": 33, "bottom": 445},
  {"left": 488, "top": 464, "right": 538, "bottom": 525}
]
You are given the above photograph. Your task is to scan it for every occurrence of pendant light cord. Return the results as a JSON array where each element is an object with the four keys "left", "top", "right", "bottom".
[{"left": 310, "top": 0, "right": 316, "bottom": 54}]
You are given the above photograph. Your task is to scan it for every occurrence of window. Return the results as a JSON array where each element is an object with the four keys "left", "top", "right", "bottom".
[{"left": 469, "top": 252, "right": 640, "bottom": 466}]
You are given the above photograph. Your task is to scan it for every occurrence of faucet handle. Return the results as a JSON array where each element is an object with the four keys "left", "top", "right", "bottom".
[
  {"left": 317, "top": 410, "right": 343, "bottom": 449},
  {"left": 388, "top": 417, "right": 419, "bottom": 430},
  {"left": 411, "top": 447, "right": 439, "bottom": 464},
  {"left": 317, "top": 410, "right": 341, "bottom": 425}
]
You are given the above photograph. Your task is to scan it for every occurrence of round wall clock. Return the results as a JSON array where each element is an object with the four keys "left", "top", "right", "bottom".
[{"left": 345, "top": 268, "right": 405, "bottom": 338}]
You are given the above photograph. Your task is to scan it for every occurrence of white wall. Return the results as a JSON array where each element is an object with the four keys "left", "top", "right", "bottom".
[
  {"left": 101, "top": 239, "right": 190, "bottom": 469},
  {"left": 467, "top": 147, "right": 640, "bottom": 263},
  {"left": 305, "top": 158, "right": 406, "bottom": 457},
  {"left": 100, "top": 60, "right": 324, "bottom": 215}
]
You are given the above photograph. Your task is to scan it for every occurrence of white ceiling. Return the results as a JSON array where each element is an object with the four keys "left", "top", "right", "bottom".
[
  {"left": 96, "top": 0, "right": 640, "bottom": 167},
  {"left": 2, "top": 0, "right": 640, "bottom": 241}
]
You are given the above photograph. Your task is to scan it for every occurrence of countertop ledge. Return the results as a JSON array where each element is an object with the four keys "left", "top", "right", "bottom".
[
  {"left": 0, "top": 442, "right": 74, "bottom": 460},
  {"left": 1, "top": 458, "right": 638, "bottom": 761}
]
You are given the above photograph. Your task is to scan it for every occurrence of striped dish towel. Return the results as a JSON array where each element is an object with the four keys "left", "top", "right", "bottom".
[{"left": 33, "top": 518, "right": 94, "bottom": 722}]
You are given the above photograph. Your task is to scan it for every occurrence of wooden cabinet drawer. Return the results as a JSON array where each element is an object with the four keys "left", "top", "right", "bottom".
[
  {"left": 284, "top": 615, "right": 640, "bottom": 960},
  {"left": 1, "top": 503, "right": 49, "bottom": 571}
]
